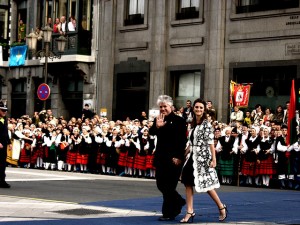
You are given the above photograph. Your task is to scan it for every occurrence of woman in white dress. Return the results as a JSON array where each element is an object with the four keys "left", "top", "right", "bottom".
[{"left": 180, "top": 98, "right": 227, "bottom": 223}]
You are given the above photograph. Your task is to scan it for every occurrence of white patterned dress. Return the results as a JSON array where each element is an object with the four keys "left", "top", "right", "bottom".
[{"left": 181, "top": 119, "right": 220, "bottom": 192}]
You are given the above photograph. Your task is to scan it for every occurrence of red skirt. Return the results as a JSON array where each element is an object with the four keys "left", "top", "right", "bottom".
[
  {"left": 118, "top": 152, "right": 127, "bottom": 167},
  {"left": 30, "top": 147, "right": 44, "bottom": 164},
  {"left": 241, "top": 159, "right": 256, "bottom": 176},
  {"left": 134, "top": 154, "right": 146, "bottom": 170},
  {"left": 76, "top": 154, "right": 88, "bottom": 165},
  {"left": 66, "top": 151, "right": 77, "bottom": 165},
  {"left": 255, "top": 155, "right": 277, "bottom": 175},
  {"left": 126, "top": 156, "right": 135, "bottom": 168},
  {"left": 146, "top": 155, "right": 155, "bottom": 169},
  {"left": 19, "top": 148, "right": 31, "bottom": 163},
  {"left": 97, "top": 153, "right": 107, "bottom": 165}
]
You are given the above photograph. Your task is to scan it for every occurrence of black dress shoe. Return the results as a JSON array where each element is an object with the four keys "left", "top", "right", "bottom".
[
  {"left": 0, "top": 182, "right": 11, "bottom": 188},
  {"left": 158, "top": 216, "right": 175, "bottom": 221}
]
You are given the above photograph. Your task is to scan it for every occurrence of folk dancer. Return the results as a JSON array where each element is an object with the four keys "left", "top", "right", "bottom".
[
  {"left": 77, "top": 126, "right": 92, "bottom": 173},
  {"left": 19, "top": 129, "right": 34, "bottom": 168},
  {"left": 97, "top": 124, "right": 110, "bottom": 174},
  {"left": 125, "top": 125, "right": 138, "bottom": 177},
  {"left": 134, "top": 127, "right": 149, "bottom": 177},
  {"left": 216, "top": 127, "right": 238, "bottom": 184},
  {"left": 255, "top": 127, "right": 276, "bottom": 187},
  {"left": 240, "top": 126, "right": 260, "bottom": 186},
  {"left": 146, "top": 133, "right": 156, "bottom": 179},
  {"left": 6, "top": 124, "right": 18, "bottom": 166},
  {"left": 105, "top": 127, "right": 122, "bottom": 175},
  {"left": 66, "top": 127, "right": 81, "bottom": 172},
  {"left": 274, "top": 126, "right": 291, "bottom": 189},
  {"left": 57, "top": 128, "right": 72, "bottom": 171},
  {"left": 31, "top": 128, "right": 45, "bottom": 169}
]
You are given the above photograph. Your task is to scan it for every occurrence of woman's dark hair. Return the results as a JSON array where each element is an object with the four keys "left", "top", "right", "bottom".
[
  {"left": 276, "top": 105, "right": 283, "bottom": 112},
  {"left": 255, "top": 104, "right": 262, "bottom": 109},
  {"left": 190, "top": 98, "right": 207, "bottom": 128}
]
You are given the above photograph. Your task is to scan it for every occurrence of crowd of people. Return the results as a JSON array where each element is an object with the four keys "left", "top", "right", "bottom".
[
  {"left": 4, "top": 107, "right": 156, "bottom": 180},
  {"left": 2, "top": 96, "right": 300, "bottom": 222},
  {"left": 0, "top": 99, "right": 299, "bottom": 191}
]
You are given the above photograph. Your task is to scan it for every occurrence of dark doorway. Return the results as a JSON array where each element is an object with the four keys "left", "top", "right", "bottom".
[
  {"left": 60, "top": 74, "right": 83, "bottom": 119},
  {"left": 114, "top": 58, "right": 150, "bottom": 121},
  {"left": 115, "top": 72, "right": 149, "bottom": 121},
  {"left": 11, "top": 79, "right": 26, "bottom": 118}
]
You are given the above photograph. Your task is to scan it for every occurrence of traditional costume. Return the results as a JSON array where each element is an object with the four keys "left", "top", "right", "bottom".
[
  {"left": 240, "top": 127, "right": 260, "bottom": 185},
  {"left": 216, "top": 129, "right": 238, "bottom": 184},
  {"left": 256, "top": 133, "right": 276, "bottom": 186}
]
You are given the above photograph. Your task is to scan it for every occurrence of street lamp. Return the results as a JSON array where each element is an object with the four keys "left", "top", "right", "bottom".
[{"left": 26, "top": 26, "right": 67, "bottom": 109}]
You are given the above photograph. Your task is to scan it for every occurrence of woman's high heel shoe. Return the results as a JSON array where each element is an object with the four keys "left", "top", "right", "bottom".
[
  {"left": 180, "top": 212, "right": 195, "bottom": 223},
  {"left": 219, "top": 204, "right": 228, "bottom": 221}
]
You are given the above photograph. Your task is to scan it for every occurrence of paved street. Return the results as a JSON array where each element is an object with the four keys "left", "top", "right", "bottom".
[{"left": 0, "top": 167, "right": 299, "bottom": 225}]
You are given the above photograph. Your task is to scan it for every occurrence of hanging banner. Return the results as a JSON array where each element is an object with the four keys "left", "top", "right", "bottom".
[
  {"left": 233, "top": 84, "right": 251, "bottom": 107},
  {"left": 9, "top": 45, "right": 27, "bottom": 67}
]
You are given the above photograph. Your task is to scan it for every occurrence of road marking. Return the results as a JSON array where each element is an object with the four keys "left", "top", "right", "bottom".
[
  {"left": 5, "top": 167, "right": 155, "bottom": 182},
  {"left": 0, "top": 194, "right": 77, "bottom": 204}
]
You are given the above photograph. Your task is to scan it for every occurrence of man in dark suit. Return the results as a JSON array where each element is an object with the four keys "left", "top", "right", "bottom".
[
  {"left": 82, "top": 103, "right": 95, "bottom": 121},
  {"left": 0, "top": 101, "right": 11, "bottom": 188},
  {"left": 149, "top": 95, "right": 187, "bottom": 221},
  {"left": 182, "top": 100, "right": 192, "bottom": 122}
]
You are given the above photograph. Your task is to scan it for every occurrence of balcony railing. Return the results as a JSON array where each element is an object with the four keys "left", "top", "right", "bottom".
[
  {"left": 0, "top": 30, "right": 92, "bottom": 62},
  {"left": 51, "top": 31, "right": 91, "bottom": 55}
]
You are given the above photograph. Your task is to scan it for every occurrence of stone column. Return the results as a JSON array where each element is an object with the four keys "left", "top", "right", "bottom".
[
  {"left": 96, "top": 0, "right": 116, "bottom": 119},
  {"left": 149, "top": 0, "right": 168, "bottom": 108},
  {"left": 204, "top": 0, "right": 227, "bottom": 121}
]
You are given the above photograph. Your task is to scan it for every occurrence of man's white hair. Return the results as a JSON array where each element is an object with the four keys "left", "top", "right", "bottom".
[{"left": 156, "top": 95, "right": 173, "bottom": 107}]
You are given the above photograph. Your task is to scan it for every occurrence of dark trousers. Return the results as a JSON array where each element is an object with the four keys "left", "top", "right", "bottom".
[
  {"left": 0, "top": 146, "right": 7, "bottom": 182},
  {"left": 156, "top": 162, "right": 185, "bottom": 218}
]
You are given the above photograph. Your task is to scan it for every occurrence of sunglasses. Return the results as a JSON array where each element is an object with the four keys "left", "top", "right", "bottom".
[{"left": 0, "top": 109, "right": 7, "bottom": 112}]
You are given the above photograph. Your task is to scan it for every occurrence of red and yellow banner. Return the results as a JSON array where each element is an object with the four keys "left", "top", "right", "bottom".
[{"left": 230, "top": 81, "right": 251, "bottom": 108}]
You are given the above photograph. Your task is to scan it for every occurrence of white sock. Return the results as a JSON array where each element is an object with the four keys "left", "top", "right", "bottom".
[{"left": 265, "top": 176, "right": 270, "bottom": 186}]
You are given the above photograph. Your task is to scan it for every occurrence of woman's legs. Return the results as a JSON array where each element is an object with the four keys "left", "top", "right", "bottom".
[
  {"left": 185, "top": 185, "right": 194, "bottom": 212},
  {"left": 180, "top": 185, "right": 194, "bottom": 222},
  {"left": 207, "top": 189, "right": 226, "bottom": 219}
]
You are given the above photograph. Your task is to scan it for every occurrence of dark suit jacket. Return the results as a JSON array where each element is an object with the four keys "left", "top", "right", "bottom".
[
  {"left": 0, "top": 117, "right": 10, "bottom": 148},
  {"left": 149, "top": 112, "right": 187, "bottom": 167}
]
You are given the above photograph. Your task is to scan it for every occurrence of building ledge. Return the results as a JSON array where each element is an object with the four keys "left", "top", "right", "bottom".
[
  {"left": 0, "top": 54, "right": 96, "bottom": 68},
  {"left": 170, "top": 17, "right": 204, "bottom": 27},
  {"left": 229, "top": 29, "right": 300, "bottom": 43},
  {"left": 170, "top": 37, "right": 204, "bottom": 48},
  {"left": 119, "top": 42, "right": 148, "bottom": 52},
  {"left": 119, "top": 24, "right": 148, "bottom": 33}
]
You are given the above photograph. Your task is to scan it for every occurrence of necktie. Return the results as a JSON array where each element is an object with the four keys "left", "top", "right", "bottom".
[{"left": 0, "top": 118, "right": 4, "bottom": 124}]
